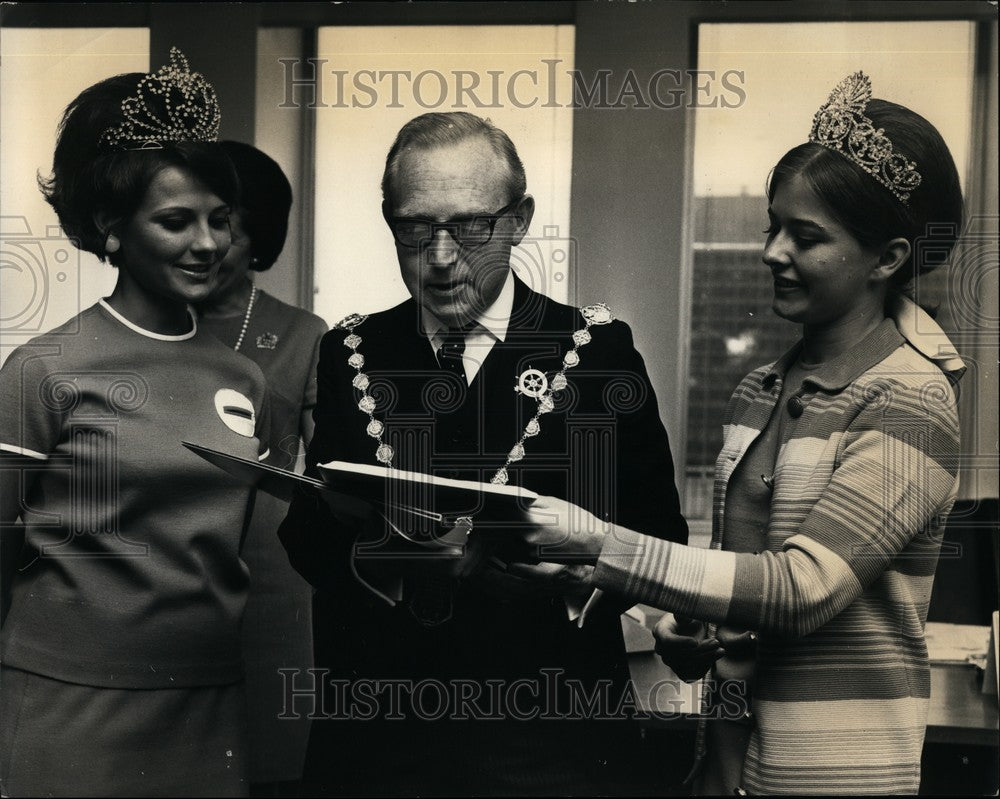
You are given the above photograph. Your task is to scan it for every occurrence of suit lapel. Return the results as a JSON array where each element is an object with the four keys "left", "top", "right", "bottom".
[
  {"left": 369, "top": 282, "right": 574, "bottom": 458},
  {"left": 477, "top": 281, "right": 575, "bottom": 459}
]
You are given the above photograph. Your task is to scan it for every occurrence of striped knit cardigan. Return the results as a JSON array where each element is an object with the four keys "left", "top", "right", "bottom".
[{"left": 594, "top": 309, "right": 963, "bottom": 795}]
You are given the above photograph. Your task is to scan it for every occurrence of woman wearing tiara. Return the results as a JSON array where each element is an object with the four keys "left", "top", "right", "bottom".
[
  {"left": 196, "top": 140, "right": 327, "bottom": 792},
  {"left": 512, "top": 73, "right": 964, "bottom": 794},
  {"left": 0, "top": 51, "right": 268, "bottom": 796}
]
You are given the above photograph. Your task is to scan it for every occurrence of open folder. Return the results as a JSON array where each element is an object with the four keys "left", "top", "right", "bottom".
[
  {"left": 182, "top": 442, "right": 537, "bottom": 523},
  {"left": 182, "top": 442, "right": 325, "bottom": 502},
  {"left": 319, "top": 461, "right": 536, "bottom": 516},
  {"left": 184, "top": 442, "right": 599, "bottom": 622}
]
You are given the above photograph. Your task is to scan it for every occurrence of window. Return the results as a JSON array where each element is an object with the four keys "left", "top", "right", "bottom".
[
  {"left": 0, "top": 29, "right": 149, "bottom": 363},
  {"left": 310, "top": 25, "right": 575, "bottom": 325},
  {"left": 684, "top": 21, "right": 975, "bottom": 519}
]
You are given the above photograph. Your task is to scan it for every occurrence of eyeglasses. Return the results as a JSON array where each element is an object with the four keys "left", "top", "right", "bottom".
[{"left": 385, "top": 198, "right": 524, "bottom": 250}]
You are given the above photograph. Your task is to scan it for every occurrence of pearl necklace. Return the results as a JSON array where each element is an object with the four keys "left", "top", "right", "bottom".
[{"left": 233, "top": 285, "right": 258, "bottom": 351}]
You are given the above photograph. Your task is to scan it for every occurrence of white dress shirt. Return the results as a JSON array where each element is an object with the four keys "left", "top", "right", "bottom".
[{"left": 421, "top": 269, "right": 515, "bottom": 384}]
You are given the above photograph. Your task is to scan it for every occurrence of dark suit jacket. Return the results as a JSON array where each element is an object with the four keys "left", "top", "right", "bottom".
[{"left": 278, "top": 277, "right": 687, "bottom": 792}]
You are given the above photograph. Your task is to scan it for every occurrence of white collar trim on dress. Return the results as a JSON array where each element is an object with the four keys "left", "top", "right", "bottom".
[
  {"left": 889, "top": 294, "right": 966, "bottom": 378},
  {"left": 99, "top": 298, "right": 198, "bottom": 341}
]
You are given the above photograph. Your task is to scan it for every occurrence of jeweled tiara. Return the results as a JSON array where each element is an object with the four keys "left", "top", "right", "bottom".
[
  {"left": 809, "top": 72, "right": 921, "bottom": 204},
  {"left": 100, "top": 47, "right": 221, "bottom": 151}
]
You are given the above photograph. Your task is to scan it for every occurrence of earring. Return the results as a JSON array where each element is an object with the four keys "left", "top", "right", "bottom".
[
  {"left": 249, "top": 256, "right": 261, "bottom": 269},
  {"left": 105, "top": 233, "right": 120, "bottom": 254}
]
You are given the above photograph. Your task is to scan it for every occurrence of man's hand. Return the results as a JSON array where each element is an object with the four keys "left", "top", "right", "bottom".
[
  {"left": 371, "top": 515, "right": 494, "bottom": 581},
  {"left": 431, "top": 522, "right": 494, "bottom": 580},
  {"left": 652, "top": 613, "right": 723, "bottom": 682},
  {"left": 488, "top": 560, "right": 595, "bottom": 600}
]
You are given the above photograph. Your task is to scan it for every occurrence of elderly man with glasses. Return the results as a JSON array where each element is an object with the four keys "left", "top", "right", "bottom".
[{"left": 279, "top": 112, "right": 688, "bottom": 796}]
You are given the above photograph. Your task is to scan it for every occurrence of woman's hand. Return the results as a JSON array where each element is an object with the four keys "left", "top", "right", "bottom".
[
  {"left": 521, "top": 495, "right": 609, "bottom": 564},
  {"left": 652, "top": 613, "right": 723, "bottom": 682}
]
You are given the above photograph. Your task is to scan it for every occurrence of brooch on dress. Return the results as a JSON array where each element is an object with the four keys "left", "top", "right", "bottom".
[{"left": 256, "top": 332, "right": 278, "bottom": 350}]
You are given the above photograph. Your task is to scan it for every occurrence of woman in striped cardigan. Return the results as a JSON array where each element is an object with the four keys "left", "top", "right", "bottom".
[{"left": 514, "top": 73, "right": 965, "bottom": 794}]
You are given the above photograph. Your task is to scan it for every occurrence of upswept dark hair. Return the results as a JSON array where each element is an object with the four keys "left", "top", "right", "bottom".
[
  {"left": 220, "top": 140, "right": 292, "bottom": 272},
  {"left": 39, "top": 73, "right": 238, "bottom": 264},
  {"left": 768, "top": 99, "right": 963, "bottom": 301},
  {"left": 381, "top": 112, "right": 526, "bottom": 209}
]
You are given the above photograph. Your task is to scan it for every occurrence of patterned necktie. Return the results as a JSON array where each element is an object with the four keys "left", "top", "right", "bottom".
[
  {"left": 408, "top": 325, "right": 475, "bottom": 626},
  {"left": 437, "top": 327, "right": 469, "bottom": 381}
]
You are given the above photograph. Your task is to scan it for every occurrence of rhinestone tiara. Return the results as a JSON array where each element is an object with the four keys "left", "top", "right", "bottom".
[
  {"left": 809, "top": 71, "right": 921, "bottom": 204},
  {"left": 99, "top": 47, "right": 221, "bottom": 152}
]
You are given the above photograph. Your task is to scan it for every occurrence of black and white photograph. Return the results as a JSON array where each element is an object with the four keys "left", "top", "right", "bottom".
[{"left": 1, "top": 1, "right": 997, "bottom": 796}]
